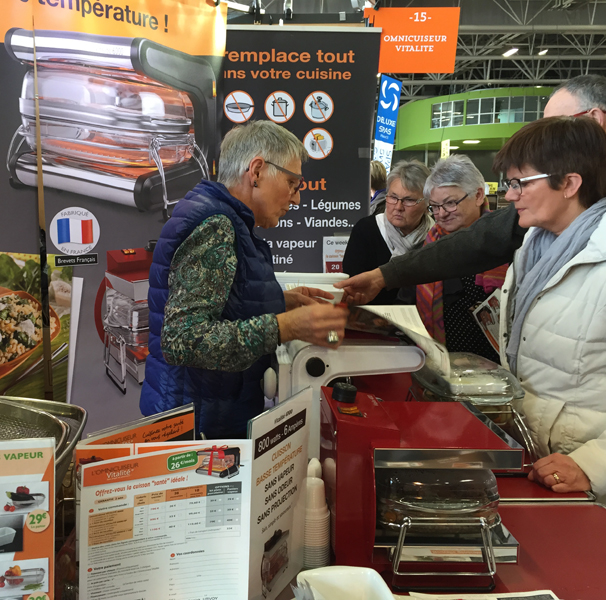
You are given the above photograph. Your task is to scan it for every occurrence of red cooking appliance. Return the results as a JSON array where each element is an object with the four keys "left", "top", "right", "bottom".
[
  {"left": 94, "top": 245, "right": 154, "bottom": 392},
  {"left": 320, "top": 385, "right": 525, "bottom": 593}
]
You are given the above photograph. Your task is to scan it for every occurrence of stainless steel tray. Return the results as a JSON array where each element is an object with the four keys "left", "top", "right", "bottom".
[{"left": 0, "top": 397, "right": 87, "bottom": 486}]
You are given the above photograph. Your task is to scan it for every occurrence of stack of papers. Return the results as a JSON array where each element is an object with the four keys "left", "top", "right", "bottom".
[{"left": 396, "top": 591, "right": 560, "bottom": 600}]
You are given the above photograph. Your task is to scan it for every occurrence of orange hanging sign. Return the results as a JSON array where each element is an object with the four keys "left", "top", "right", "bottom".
[{"left": 365, "top": 7, "right": 460, "bottom": 74}]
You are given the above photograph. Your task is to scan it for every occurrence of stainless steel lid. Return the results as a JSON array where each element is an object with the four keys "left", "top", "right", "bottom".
[
  {"left": 20, "top": 68, "right": 192, "bottom": 134},
  {"left": 0, "top": 398, "right": 69, "bottom": 454},
  {"left": 412, "top": 352, "right": 525, "bottom": 405}
]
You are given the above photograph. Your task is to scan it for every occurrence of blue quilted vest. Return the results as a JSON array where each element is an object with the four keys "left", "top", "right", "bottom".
[{"left": 140, "top": 180, "right": 285, "bottom": 439}]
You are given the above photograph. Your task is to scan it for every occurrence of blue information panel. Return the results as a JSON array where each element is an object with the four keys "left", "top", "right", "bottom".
[{"left": 373, "top": 74, "right": 403, "bottom": 170}]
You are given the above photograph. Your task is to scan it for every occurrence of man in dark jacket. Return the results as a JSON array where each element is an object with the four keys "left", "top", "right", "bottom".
[{"left": 336, "top": 74, "right": 606, "bottom": 303}]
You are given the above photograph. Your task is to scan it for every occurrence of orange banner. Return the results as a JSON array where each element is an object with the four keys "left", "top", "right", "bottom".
[
  {"left": 89, "top": 411, "right": 195, "bottom": 445},
  {"left": 365, "top": 7, "right": 460, "bottom": 74},
  {"left": 82, "top": 445, "right": 203, "bottom": 486},
  {"left": 1, "top": 0, "right": 226, "bottom": 56}
]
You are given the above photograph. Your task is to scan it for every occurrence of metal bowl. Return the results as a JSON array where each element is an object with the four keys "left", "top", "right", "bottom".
[
  {"left": 12, "top": 493, "right": 45, "bottom": 509},
  {"left": 4, "top": 567, "right": 45, "bottom": 586},
  {"left": 0, "top": 396, "right": 87, "bottom": 487}
]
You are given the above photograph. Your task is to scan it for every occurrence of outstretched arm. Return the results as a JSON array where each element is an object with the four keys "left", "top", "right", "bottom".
[
  {"left": 381, "top": 202, "right": 524, "bottom": 288},
  {"left": 336, "top": 203, "right": 524, "bottom": 303}
]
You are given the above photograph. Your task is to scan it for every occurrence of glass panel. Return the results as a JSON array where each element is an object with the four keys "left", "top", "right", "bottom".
[
  {"left": 453, "top": 100, "right": 465, "bottom": 116},
  {"left": 525, "top": 96, "right": 538, "bottom": 111},
  {"left": 480, "top": 113, "right": 493, "bottom": 124},
  {"left": 467, "top": 99, "right": 479, "bottom": 115},
  {"left": 495, "top": 97, "right": 509, "bottom": 112},
  {"left": 509, "top": 96, "right": 524, "bottom": 123},
  {"left": 480, "top": 97, "right": 495, "bottom": 113},
  {"left": 452, "top": 115, "right": 464, "bottom": 126},
  {"left": 523, "top": 96, "right": 538, "bottom": 122},
  {"left": 495, "top": 97, "right": 510, "bottom": 123},
  {"left": 431, "top": 103, "right": 442, "bottom": 129},
  {"left": 442, "top": 101, "right": 453, "bottom": 113},
  {"left": 523, "top": 110, "right": 537, "bottom": 122},
  {"left": 466, "top": 113, "right": 479, "bottom": 125}
]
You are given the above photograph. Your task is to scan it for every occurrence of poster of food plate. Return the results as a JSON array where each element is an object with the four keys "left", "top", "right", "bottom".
[{"left": 0, "top": 252, "right": 71, "bottom": 401}]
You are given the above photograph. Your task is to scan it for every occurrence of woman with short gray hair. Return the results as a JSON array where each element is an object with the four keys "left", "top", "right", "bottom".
[
  {"left": 417, "top": 154, "right": 507, "bottom": 362},
  {"left": 343, "top": 159, "right": 433, "bottom": 305},
  {"left": 141, "top": 120, "right": 348, "bottom": 439}
]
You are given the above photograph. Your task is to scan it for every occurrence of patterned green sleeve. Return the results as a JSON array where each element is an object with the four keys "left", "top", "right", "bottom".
[{"left": 161, "top": 214, "right": 280, "bottom": 372}]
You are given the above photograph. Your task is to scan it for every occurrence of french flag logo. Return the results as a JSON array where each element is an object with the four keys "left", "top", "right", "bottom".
[{"left": 57, "top": 218, "right": 94, "bottom": 245}]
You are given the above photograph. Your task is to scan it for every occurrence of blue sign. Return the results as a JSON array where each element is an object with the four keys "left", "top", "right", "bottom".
[{"left": 374, "top": 74, "right": 402, "bottom": 145}]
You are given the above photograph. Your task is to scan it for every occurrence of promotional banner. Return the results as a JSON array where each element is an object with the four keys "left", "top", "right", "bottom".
[
  {"left": 373, "top": 74, "right": 403, "bottom": 172},
  {"left": 0, "top": 438, "right": 55, "bottom": 600},
  {"left": 0, "top": 1, "right": 226, "bottom": 431},
  {"left": 365, "top": 7, "right": 460, "bottom": 74},
  {"left": 248, "top": 388, "right": 312, "bottom": 600},
  {"left": 223, "top": 26, "right": 381, "bottom": 272}
]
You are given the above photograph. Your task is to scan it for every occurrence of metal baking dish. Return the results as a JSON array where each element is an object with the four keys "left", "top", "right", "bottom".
[
  {"left": 0, "top": 527, "right": 16, "bottom": 547},
  {"left": 0, "top": 396, "right": 87, "bottom": 486},
  {"left": 4, "top": 567, "right": 45, "bottom": 586}
]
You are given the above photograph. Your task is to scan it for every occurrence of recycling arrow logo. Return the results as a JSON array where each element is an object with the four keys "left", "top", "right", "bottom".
[{"left": 380, "top": 79, "right": 400, "bottom": 111}]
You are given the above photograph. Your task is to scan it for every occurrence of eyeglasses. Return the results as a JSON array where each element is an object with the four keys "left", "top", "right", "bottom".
[
  {"left": 385, "top": 193, "right": 425, "bottom": 207},
  {"left": 246, "top": 161, "right": 305, "bottom": 193},
  {"left": 503, "top": 173, "right": 552, "bottom": 193},
  {"left": 571, "top": 108, "right": 606, "bottom": 118},
  {"left": 428, "top": 193, "right": 468, "bottom": 215},
  {"left": 265, "top": 161, "right": 304, "bottom": 192}
]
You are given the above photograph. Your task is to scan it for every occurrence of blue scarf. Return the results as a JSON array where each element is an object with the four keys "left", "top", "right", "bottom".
[{"left": 507, "top": 198, "right": 606, "bottom": 374}]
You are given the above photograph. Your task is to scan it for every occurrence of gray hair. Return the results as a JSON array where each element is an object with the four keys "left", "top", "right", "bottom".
[
  {"left": 218, "top": 120, "right": 308, "bottom": 188},
  {"left": 386, "top": 160, "right": 430, "bottom": 199},
  {"left": 553, "top": 74, "right": 606, "bottom": 112},
  {"left": 424, "top": 154, "right": 485, "bottom": 199}
]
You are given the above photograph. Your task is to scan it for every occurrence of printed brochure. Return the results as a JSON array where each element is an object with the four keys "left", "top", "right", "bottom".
[
  {"left": 79, "top": 440, "right": 252, "bottom": 600},
  {"left": 347, "top": 304, "right": 450, "bottom": 376}
]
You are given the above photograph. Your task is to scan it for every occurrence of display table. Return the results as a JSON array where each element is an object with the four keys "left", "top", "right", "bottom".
[
  {"left": 277, "top": 503, "right": 606, "bottom": 599},
  {"left": 497, "top": 474, "right": 593, "bottom": 502}
]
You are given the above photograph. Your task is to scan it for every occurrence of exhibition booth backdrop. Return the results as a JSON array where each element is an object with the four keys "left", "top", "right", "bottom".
[{"left": 0, "top": 1, "right": 381, "bottom": 433}]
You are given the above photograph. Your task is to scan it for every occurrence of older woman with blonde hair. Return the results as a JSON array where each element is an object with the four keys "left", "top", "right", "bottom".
[{"left": 343, "top": 160, "right": 433, "bottom": 305}]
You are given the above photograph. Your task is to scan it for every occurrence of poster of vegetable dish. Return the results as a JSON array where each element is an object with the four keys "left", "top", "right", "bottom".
[{"left": 0, "top": 252, "right": 71, "bottom": 402}]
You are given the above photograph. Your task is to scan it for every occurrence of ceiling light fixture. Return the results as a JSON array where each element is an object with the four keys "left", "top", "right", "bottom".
[
  {"left": 449, "top": 146, "right": 459, "bottom": 150},
  {"left": 223, "top": 0, "right": 265, "bottom": 13},
  {"left": 538, "top": 49, "right": 549, "bottom": 56},
  {"left": 502, "top": 48, "right": 519, "bottom": 57},
  {"left": 463, "top": 140, "right": 481, "bottom": 144}
]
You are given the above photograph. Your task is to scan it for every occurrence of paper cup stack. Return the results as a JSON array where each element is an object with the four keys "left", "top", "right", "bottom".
[{"left": 303, "top": 477, "right": 330, "bottom": 569}]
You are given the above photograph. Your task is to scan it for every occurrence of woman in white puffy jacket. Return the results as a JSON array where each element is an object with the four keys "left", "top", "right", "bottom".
[{"left": 494, "top": 116, "right": 606, "bottom": 500}]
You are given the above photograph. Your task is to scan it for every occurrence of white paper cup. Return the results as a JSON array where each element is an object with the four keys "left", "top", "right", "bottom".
[
  {"left": 306, "top": 477, "right": 327, "bottom": 510},
  {"left": 307, "top": 457, "right": 322, "bottom": 478},
  {"left": 310, "top": 284, "right": 344, "bottom": 304}
]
